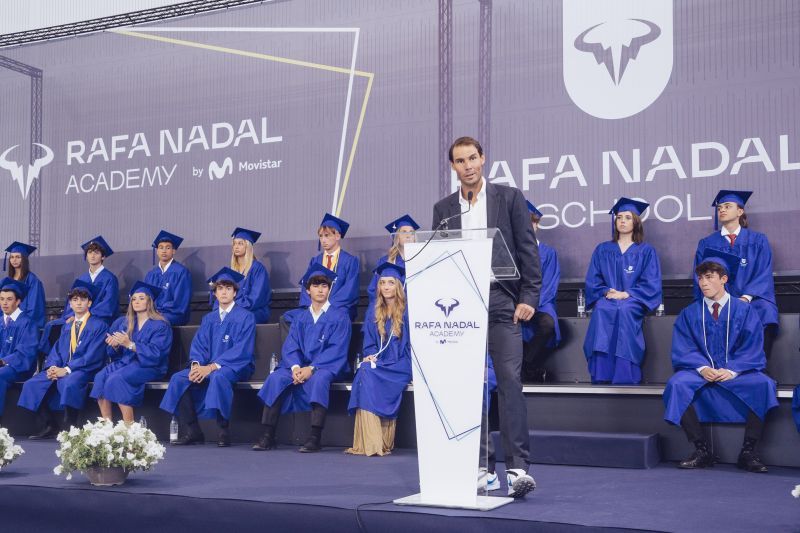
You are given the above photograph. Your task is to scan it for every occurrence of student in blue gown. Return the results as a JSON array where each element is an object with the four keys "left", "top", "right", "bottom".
[
  {"left": 521, "top": 202, "right": 561, "bottom": 383},
  {"left": 39, "top": 236, "right": 120, "bottom": 354},
  {"left": 5, "top": 242, "right": 46, "bottom": 329},
  {"left": 144, "top": 230, "right": 193, "bottom": 326},
  {"left": 91, "top": 282, "right": 172, "bottom": 424},
  {"left": 793, "top": 386, "right": 800, "bottom": 433},
  {"left": 583, "top": 198, "right": 662, "bottom": 384},
  {"left": 219, "top": 227, "right": 271, "bottom": 324},
  {"left": 346, "top": 262, "right": 411, "bottom": 456},
  {"left": 19, "top": 280, "right": 109, "bottom": 437},
  {"left": 366, "top": 215, "right": 418, "bottom": 304},
  {"left": 160, "top": 268, "right": 256, "bottom": 447},
  {"left": 664, "top": 253, "right": 777, "bottom": 473},
  {"left": 693, "top": 190, "right": 778, "bottom": 357},
  {"left": 282, "top": 213, "right": 360, "bottom": 330},
  {"left": 254, "top": 264, "right": 351, "bottom": 453},
  {"left": 0, "top": 278, "right": 39, "bottom": 424}
]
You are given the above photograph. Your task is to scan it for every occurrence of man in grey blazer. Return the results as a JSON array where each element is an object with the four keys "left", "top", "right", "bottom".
[{"left": 432, "top": 136, "right": 542, "bottom": 498}]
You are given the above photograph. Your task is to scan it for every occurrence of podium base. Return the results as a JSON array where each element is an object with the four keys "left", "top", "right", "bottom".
[{"left": 393, "top": 493, "right": 514, "bottom": 511}]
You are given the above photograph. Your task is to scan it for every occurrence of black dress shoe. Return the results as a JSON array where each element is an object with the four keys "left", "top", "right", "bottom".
[
  {"left": 678, "top": 448, "right": 715, "bottom": 469},
  {"left": 737, "top": 449, "right": 768, "bottom": 473},
  {"left": 172, "top": 432, "right": 205, "bottom": 445},
  {"left": 217, "top": 430, "right": 231, "bottom": 448},
  {"left": 252, "top": 434, "right": 276, "bottom": 451},
  {"left": 298, "top": 435, "right": 321, "bottom": 453},
  {"left": 29, "top": 425, "right": 59, "bottom": 440}
]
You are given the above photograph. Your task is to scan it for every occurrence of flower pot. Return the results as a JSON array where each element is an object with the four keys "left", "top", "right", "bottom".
[{"left": 84, "top": 466, "right": 128, "bottom": 486}]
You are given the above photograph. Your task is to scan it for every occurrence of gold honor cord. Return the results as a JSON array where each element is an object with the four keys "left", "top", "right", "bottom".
[{"left": 70, "top": 313, "right": 91, "bottom": 357}]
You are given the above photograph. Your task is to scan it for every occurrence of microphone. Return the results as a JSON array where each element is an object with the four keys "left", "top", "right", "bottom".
[{"left": 407, "top": 190, "right": 475, "bottom": 263}]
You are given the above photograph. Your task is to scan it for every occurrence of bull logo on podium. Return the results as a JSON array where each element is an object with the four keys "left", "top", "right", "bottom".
[
  {"left": 563, "top": 0, "right": 673, "bottom": 119},
  {"left": 434, "top": 298, "right": 459, "bottom": 318}
]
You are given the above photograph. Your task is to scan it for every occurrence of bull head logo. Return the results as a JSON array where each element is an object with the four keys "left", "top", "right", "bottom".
[
  {"left": 574, "top": 19, "right": 661, "bottom": 85},
  {"left": 435, "top": 297, "right": 460, "bottom": 318},
  {"left": 0, "top": 143, "right": 54, "bottom": 199}
]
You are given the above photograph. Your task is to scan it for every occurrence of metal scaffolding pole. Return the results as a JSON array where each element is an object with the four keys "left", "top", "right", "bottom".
[
  {"left": 439, "top": 0, "right": 453, "bottom": 197},
  {"left": 478, "top": 0, "right": 492, "bottom": 157}
]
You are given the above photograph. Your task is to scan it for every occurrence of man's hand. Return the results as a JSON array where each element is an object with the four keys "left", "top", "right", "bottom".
[
  {"left": 188, "top": 363, "right": 215, "bottom": 383},
  {"left": 363, "top": 355, "right": 377, "bottom": 363},
  {"left": 699, "top": 367, "right": 718, "bottom": 382},
  {"left": 293, "top": 367, "right": 314, "bottom": 384},
  {"left": 513, "top": 303, "right": 535, "bottom": 324},
  {"left": 606, "top": 289, "right": 630, "bottom": 300},
  {"left": 46, "top": 366, "right": 68, "bottom": 380},
  {"left": 714, "top": 369, "right": 735, "bottom": 382}
]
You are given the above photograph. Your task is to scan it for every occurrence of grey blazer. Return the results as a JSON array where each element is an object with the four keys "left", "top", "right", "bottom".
[{"left": 431, "top": 182, "right": 542, "bottom": 308}]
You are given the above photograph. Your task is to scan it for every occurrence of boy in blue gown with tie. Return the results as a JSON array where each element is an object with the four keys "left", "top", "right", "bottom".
[
  {"left": 4, "top": 242, "right": 46, "bottom": 328},
  {"left": 160, "top": 268, "right": 256, "bottom": 447},
  {"left": 664, "top": 252, "right": 777, "bottom": 472},
  {"left": 583, "top": 198, "right": 662, "bottom": 384},
  {"left": 18, "top": 280, "right": 109, "bottom": 437},
  {"left": 0, "top": 278, "right": 39, "bottom": 425},
  {"left": 521, "top": 202, "right": 561, "bottom": 382},
  {"left": 144, "top": 230, "right": 193, "bottom": 326},
  {"left": 282, "top": 213, "right": 360, "bottom": 329},
  {"left": 254, "top": 264, "right": 351, "bottom": 453},
  {"left": 693, "top": 190, "right": 778, "bottom": 357}
]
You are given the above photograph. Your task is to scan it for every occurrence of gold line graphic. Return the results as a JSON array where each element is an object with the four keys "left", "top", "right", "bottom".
[{"left": 112, "top": 29, "right": 373, "bottom": 216}]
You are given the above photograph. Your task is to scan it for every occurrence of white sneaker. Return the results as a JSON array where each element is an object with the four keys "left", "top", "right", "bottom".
[
  {"left": 487, "top": 471, "right": 500, "bottom": 491},
  {"left": 477, "top": 467, "right": 488, "bottom": 491},
  {"left": 506, "top": 468, "right": 536, "bottom": 498}
]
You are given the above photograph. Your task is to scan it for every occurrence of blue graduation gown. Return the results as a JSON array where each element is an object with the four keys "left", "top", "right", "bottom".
[
  {"left": 144, "top": 261, "right": 192, "bottom": 326},
  {"left": 693, "top": 229, "right": 778, "bottom": 328},
  {"left": 348, "top": 313, "right": 411, "bottom": 419},
  {"left": 61, "top": 269, "right": 120, "bottom": 325},
  {"left": 583, "top": 241, "right": 662, "bottom": 383},
  {"left": 259, "top": 305, "right": 351, "bottom": 412},
  {"left": 792, "top": 386, "right": 800, "bottom": 433},
  {"left": 298, "top": 250, "right": 360, "bottom": 321},
  {"left": 366, "top": 254, "right": 405, "bottom": 304},
  {"left": 663, "top": 297, "right": 778, "bottom": 425},
  {"left": 0, "top": 313, "right": 39, "bottom": 415},
  {"left": 159, "top": 305, "right": 255, "bottom": 420},
  {"left": 213, "top": 260, "right": 271, "bottom": 324},
  {"left": 522, "top": 243, "right": 561, "bottom": 347},
  {"left": 18, "top": 316, "right": 108, "bottom": 412},
  {"left": 90, "top": 317, "right": 172, "bottom": 407},
  {"left": 20, "top": 272, "right": 46, "bottom": 329}
]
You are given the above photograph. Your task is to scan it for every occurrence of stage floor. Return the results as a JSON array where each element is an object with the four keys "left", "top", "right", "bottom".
[{"left": 1, "top": 439, "right": 798, "bottom": 532}]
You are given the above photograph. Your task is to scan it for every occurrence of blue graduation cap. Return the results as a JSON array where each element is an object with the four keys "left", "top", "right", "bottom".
[
  {"left": 384, "top": 214, "right": 420, "bottom": 236},
  {"left": 152, "top": 230, "right": 184, "bottom": 249},
  {"left": 374, "top": 261, "right": 405, "bottom": 283},
  {"left": 300, "top": 263, "right": 337, "bottom": 288},
  {"left": 699, "top": 248, "right": 741, "bottom": 284},
  {"left": 207, "top": 267, "right": 245, "bottom": 287},
  {"left": 319, "top": 213, "right": 350, "bottom": 238},
  {"left": 0, "top": 277, "right": 28, "bottom": 300},
  {"left": 526, "top": 201, "right": 543, "bottom": 218},
  {"left": 129, "top": 281, "right": 162, "bottom": 301},
  {"left": 68, "top": 278, "right": 100, "bottom": 301},
  {"left": 609, "top": 197, "right": 649, "bottom": 238},
  {"left": 81, "top": 236, "right": 114, "bottom": 258},
  {"left": 231, "top": 227, "right": 261, "bottom": 244},
  {"left": 712, "top": 190, "right": 753, "bottom": 230},
  {"left": 4, "top": 241, "right": 36, "bottom": 271}
]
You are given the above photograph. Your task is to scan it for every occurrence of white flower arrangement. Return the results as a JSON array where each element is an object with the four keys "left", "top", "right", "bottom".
[
  {"left": 0, "top": 427, "right": 25, "bottom": 471},
  {"left": 53, "top": 418, "right": 165, "bottom": 480},
  {"left": 792, "top": 485, "right": 800, "bottom": 499}
]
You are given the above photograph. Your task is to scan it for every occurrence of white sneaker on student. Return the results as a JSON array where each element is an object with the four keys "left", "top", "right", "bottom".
[
  {"left": 486, "top": 471, "right": 500, "bottom": 491},
  {"left": 506, "top": 468, "right": 536, "bottom": 498}
]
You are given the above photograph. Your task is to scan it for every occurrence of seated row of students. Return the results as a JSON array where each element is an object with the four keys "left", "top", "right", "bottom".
[{"left": 583, "top": 190, "right": 778, "bottom": 386}]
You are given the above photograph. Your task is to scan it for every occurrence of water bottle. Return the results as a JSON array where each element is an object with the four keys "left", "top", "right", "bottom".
[
  {"left": 577, "top": 288, "right": 587, "bottom": 318},
  {"left": 354, "top": 353, "right": 363, "bottom": 371},
  {"left": 656, "top": 303, "right": 665, "bottom": 317},
  {"left": 169, "top": 417, "right": 179, "bottom": 443},
  {"left": 138, "top": 416, "right": 147, "bottom": 429},
  {"left": 269, "top": 352, "right": 278, "bottom": 374}
]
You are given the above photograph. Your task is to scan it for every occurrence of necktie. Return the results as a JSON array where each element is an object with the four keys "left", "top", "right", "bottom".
[
  {"left": 727, "top": 234, "right": 736, "bottom": 247},
  {"left": 3, "top": 315, "right": 9, "bottom": 328},
  {"left": 326, "top": 254, "right": 332, "bottom": 270},
  {"left": 220, "top": 311, "right": 227, "bottom": 322},
  {"left": 712, "top": 302, "right": 720, "bottom": 321}
]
